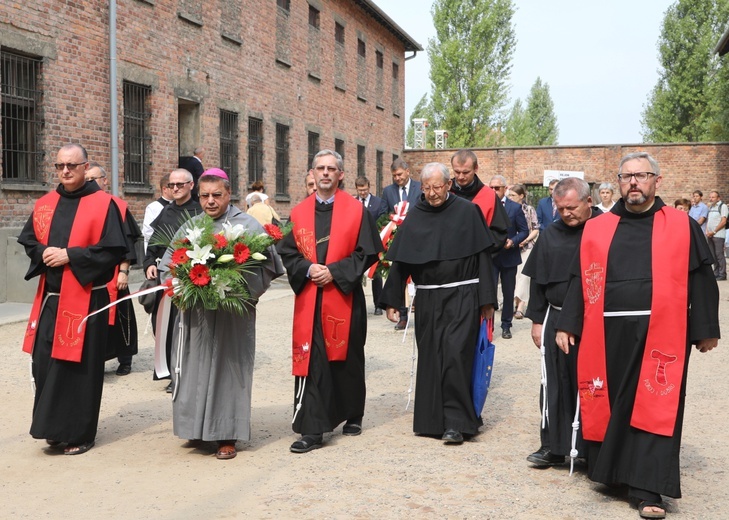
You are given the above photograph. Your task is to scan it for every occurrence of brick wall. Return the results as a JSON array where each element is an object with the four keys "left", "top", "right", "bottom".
[{"left": 402, "top": 143, "right": 729, "bottom": 203}]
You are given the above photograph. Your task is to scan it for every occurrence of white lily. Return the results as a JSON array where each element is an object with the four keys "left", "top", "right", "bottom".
[
  {"left": 212, "top": 275, "right": 233, "bottom": 300},
  {"left": 186, "top": 244, "right": 215, "bottom": 265},
  {"left": 185, "top": 226, "right": 204, "bottom": 245},
  {"left": 251, "top": 252, "right": 267, "bottom": 261},
  {"left": 171, "top": 277, "right": 182, "bottom": 295},
  {"left": 217, "top": 254, "right": 235, "bottom": 263},
  {"left": 222, "top": 222, "right": 245, "bottom": 241}
]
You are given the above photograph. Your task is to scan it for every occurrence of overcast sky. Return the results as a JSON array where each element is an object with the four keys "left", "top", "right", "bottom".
[{"left": 374, "top": 0, "right": 675, "bottom": 146}]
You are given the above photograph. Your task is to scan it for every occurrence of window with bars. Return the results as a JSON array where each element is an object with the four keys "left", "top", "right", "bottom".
[
  {"left": 1, "top": 50, "right": 43, "bottom": 183},
  {"left": 123, "top": 81, "right": 151, "bottom": 186},
  {"left": 307, "top": 131, "right": 320, "bottom": 169},
  {"left": 275, "top": 123, "right": 289, "bottom": 197},
  {"left": 376, "top": 50, "right": 383, "bottom": 69},
  {"left": 220, "top": 110, "right": 239, "bottom": 195},
  {"left": 308, "top": 5, "right": 320, "bottom": 29},
  {"left": 392, "top": 62, "right": 399, "bottom": 80},
  {"left": 357, "top": 144, "right": 365, "bottom": 177},
  {"left": 358, "top": 39, "right": 366, "bottom": 58},
  {"left": 376, "top": 150, "right": 383, "bottom": 196},
  {"left": 247, "top": 117, "right": 263, "bottom": 184},
  {"left": 335, "top": 138, "right": 345, "bottom": 166},
  {"left": 335, "top": 22, "right": 345, "bottom": 45},
  {"left": 277, "top": 0, "right": 290, "bottom": 11}
]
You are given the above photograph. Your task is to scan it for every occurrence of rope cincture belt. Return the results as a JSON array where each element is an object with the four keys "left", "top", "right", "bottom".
[{"left": 414, "top": 278, "right": 479, "bottom": 290}]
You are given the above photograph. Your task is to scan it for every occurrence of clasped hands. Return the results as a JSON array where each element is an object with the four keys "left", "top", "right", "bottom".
[
  {"left": 309, "top": 264, "right": 333, "bottom": 287},
  {"left": 42, "top": 247, "right": 69, "bottom": 268}
]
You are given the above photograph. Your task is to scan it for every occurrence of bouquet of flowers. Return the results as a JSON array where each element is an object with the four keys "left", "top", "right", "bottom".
[
  {"left": 166, "top": 215, "right": 290, "bottom": 315},
  {"left": 367, "top": 201, "right": 409, "bottom": 280}
]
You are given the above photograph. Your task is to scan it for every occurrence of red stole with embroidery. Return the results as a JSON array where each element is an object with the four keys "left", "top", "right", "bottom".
[
  {"left": 290, "top": 191, "right": 363, "bottom": 376},
  {"left": 472, "top": 186, "right": 497, "bottom": 225},
  {"left": 578, "top": 207, "right": 689, "bottom": 441},
  {"left": 106, "top": 196, "right": 128, "bottom": 325},
  {"left": 23, "top": 190, "right": 111, "bottom": 362}
]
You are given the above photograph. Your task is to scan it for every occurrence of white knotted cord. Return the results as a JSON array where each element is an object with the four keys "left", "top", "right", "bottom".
[
  {"left": 404, "top": 287, "right": 417, "bottom": 411},
  {"left": 292, "top": 376, "right": 307, "bottom": 424},
  {"left": 29, "top": 359, "right": 35, "bottom": 393},
  {"left": 172, "top": 310, "right": 184, "bottom": 402},
  {"left": 540, "top": 306, "right": 551, "bottom": 429},
  {"left": 570, "top": 391, "right": 581, "bottom": 476}
]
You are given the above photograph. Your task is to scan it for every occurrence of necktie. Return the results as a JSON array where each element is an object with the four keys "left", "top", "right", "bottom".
[
  {"left": 362, "top": 198, "right": 366, "bottom": 206},
  {"left": 401, "top": 186, "right": 407, "bottom": 202}
]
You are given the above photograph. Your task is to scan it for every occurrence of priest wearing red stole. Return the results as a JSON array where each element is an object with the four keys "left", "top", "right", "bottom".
[
  {"left": 277, "top": 149, "right": 382, "bottom": 453},
  {"left": 18, "top": 144, "right": 129, "bottom": 455},
  {"left": 556, "top": 152, "right": 720, "bottom": 519}
]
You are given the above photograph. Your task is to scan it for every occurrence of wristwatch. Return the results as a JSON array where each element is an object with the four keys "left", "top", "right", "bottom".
[{"left": 119, "top": 269, "right": 130, "bottom": 275}]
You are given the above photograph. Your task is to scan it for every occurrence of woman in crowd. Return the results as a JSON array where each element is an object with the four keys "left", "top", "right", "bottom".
[
  {"left": 595, "top": 182, "right": 616, "bottom": 212},
  {"left": 508, "top": 184, "right": 539, "bottom": 319}
]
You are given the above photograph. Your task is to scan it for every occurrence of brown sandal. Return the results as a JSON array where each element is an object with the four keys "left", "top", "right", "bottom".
[{"left": 216, "top": 442, "right": 237, "bottom": 460}]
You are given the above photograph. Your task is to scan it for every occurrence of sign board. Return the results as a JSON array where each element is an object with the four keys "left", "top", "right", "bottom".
[{"left": 542, "top": 170, "right": 584, "bottom": 186}]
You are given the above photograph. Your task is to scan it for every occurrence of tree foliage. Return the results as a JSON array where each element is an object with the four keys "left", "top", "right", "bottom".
[
  {"left": 641, "top": 0, "right": 729, "bottom": 142},
  {"left": 427, "top": 0, "right": 516, "bottom": 148},
  {"left": 503, "top": 78, "right": 559, "bottom": 146}
]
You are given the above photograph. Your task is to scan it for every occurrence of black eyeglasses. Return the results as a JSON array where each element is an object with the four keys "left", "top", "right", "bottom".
[
  {"left": 167, "top": 182, "right": 191, "bottom": 189},
  {"left": 617, "top": 172, "right": 656, "bottom": 183},
  {"left": 54, "top": 162, "right": 87, "bottom": 171}
]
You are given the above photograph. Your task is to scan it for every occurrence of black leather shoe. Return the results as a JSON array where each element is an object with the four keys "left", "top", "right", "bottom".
[
  {"left": 527, "top": 446, "right": 565, "bottom": 467},
  {"left": 342, "top": 422, "right": 362, "bottom": 436},
  {"left": 441, "top": 429, "right": 464, "bottom": 444},
  {"left": 502, "top": 328, "right": 512, "bottom": 339},
  {"left": 394, "top": 319, "right": 407, "bottom": 331},
  {"left": 290, "top": 434, "right": 323, "bottom": 453},
  {"left": 374, "top": 308, "right": 383, "bottom": 316},
  {"left": 165, "top": 381, "right": 174, "bottom": 393},
  {"left": 116, "top": 363, "right": 132, "bottom": 376}
]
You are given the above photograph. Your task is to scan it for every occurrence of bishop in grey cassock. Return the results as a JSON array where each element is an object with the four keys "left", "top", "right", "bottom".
[{"left": 160, "top": 170, "right": 283, "bottom": 460}]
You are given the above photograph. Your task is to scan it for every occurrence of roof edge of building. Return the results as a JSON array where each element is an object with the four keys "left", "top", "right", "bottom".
[{"left": 354, "top": 0, "right": 424, "bottom": 52}]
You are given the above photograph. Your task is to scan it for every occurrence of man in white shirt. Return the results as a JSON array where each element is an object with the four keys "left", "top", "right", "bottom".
[
  {"left": 142, "top": 174, "right": 173, "bottom": 252},
  {"left": 706, "top": 190, "right": 728, "bottom": 280}
]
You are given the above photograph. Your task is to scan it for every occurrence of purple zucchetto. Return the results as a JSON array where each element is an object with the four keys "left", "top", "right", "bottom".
[{"left": 200, "top": 168, "right": 229, "bottom": 180}]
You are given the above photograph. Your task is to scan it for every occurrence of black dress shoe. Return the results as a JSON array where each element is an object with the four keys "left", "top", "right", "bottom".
[
  {"left": 502, "top": 328, "right": 512, "bottom": 339},
  {"left": 441, "top": 429, "right": 464, "bottom": 444},
  {"left": 342, "top": 422, "right": 362, "bottom": 436},
  {"left": 290, "top": 434, "right": 323, "bottom": 453},
  {"left": 526, "top": 446, "right": 565, "bottom": 467},
  {"left": 394, "top": 319, "right": 407, "bottom": 331},
  {"left": 165, "top": 381, "right": 174, "bottom": 393},
  {"left": 116, "top": 363, "right": 132, "bottom": 376},
  {"left": 374, "top": 308, "right": 383, "bottom": 316}
]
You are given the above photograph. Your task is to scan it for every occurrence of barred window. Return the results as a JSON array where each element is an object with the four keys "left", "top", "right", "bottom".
[
  {"left": 376, "top": 50, "right": 383, "bottom": 69},
  {"left": 358, "top": 39, "right": 366, "bottom": 58},
  {"left": 334, "top": 138, "right": 345, "bottom": 166},
  {"left": 357, "top": 144, "right": 365, "bottom": 177},
  {"left": 376, "top": 150, "right": 383, "bottom": 196},
  {"left": 392, "top": 62, "right": 399, "bottom": 80},
  {"left": 123, "top": 81, "right": 151, "bottom": 185},
  {"left": 220, "top": 110, "right": 239, "bottom": 195},
  {"left": 308, "top": 5, "right": 320, "bottom": 29},
  {"left": 335, "top": 22, "right": 345, "bottom": 45},
  {"left": 1, "top": 50, "right": 43, "bottom": 183},
  {"left": 275, "top": 123, "right": 289, "bottom": 197},
  {"left": 247, "top": 117, "right": 263, "bottom": 184},
  {"left": 307, "top": 131, "right": 319, "bottom": 170},
  {"left": 277, "top": 0, "right": 290, "bottom": 11}
]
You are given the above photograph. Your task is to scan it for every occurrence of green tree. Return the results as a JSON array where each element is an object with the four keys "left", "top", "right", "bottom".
[
  {"left": 525, "top": 77, "right": 559, "bottom": 145},
  {"left": 427, "top": 0, "right": 516, "bottom": 148},
  {"left": 641, "top": 0, "right": 729, "bottom": 142},
  {"left": 503, "top": 99, "right": 531, "bottom": 145},
  {"left": 405, "top": 94, "right": 436, "bottom": 148}
]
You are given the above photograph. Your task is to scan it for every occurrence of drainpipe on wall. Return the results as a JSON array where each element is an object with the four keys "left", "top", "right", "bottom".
[{"left": 109, "top": 0, "right": 119, "bottom": 197}]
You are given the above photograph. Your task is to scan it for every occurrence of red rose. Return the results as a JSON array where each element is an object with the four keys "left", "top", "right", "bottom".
[
  {"left": 189, "top": 264, "right": 211, "bottom": 286},
  {"left": 170, "top": 248, "right": 190, "bottom": 267},
  {"left": 213, "top": 234, "right": 228, "bottom": 249},
  {"left": 233, "top": 243, "right": 250, "bottom": 264},
  {"left": 263, "top": 223, "right": 283, "bottom": 241}
]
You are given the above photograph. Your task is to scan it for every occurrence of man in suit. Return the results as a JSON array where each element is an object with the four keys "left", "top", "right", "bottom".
[
  {"left": 355, "top": 176, "right": 388, "bottom": 315},
  {"left": 178, "top": 146, "right": 205, "bottom": 201},
  {"left": 489, "top": 175, "right": 529, "bottom": 339},
  {"left": 536, "top": 178, "right": 559, "bottom": 231},
  {"left": 381, "top": 158, "right": 422, "bottom": 329}
]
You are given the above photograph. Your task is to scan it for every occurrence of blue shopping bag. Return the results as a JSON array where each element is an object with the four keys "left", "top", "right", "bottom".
[{"left": 471, "top": 318, "right": 495, "bottom": 416}]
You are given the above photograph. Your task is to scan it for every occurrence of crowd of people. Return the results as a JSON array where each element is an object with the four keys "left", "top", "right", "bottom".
[{"left": 18, "top": 144, "right": 722, "bottom": 519}]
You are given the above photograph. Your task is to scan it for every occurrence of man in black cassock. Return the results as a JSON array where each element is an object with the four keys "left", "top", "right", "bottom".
[
  {"left": 18, "top": 144, "right": 128, "bottom": 455},
  {"left": 380, "top": 162, "right": 497, "bottom": 445},
  {"left": 522, "top": 177, "right": 600, "bottom": 467},
  {"left": 277, "top": 149, "right": 382, "bottom": 453},
  {"left": 556, "top": 152, "right": 719, "bottom": 519},
  {"left": 144, "top": 168, "right": 202, "bottom": 389}
]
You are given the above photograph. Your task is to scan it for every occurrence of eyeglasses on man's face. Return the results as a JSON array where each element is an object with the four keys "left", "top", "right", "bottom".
[
  {"left": 314, "top": 165, "right": 340, "bottom": 173},
  {"left": 168, "top": 181, "right": 191, "bottom": 189},
  {"left": 54, "top": 162, "right": 88, "bottom": 171},
  {"left": 617, "top": 172, "right": 656, "bottom": 183}
]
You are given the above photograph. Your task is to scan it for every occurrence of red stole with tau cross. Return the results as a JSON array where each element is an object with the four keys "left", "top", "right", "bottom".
[
  {"left": 290, "top": 191, "right": 363, "bottom": 376},
  {"left": 23, "top": 190, "right": 112, "bottom": 362},
  {"left": 578, "top": 207, "right": 689, "bottom": 441},
  {"left": 471, "top": 185, "right": 497, "bottom": 225}
]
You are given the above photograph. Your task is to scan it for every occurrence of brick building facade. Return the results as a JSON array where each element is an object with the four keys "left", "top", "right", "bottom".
[
  {"left": 403, "top": 142, "right": 729, "bottom": 205},
  {"left": 0, "top": 0, "right": 421, "bottom": 302}
]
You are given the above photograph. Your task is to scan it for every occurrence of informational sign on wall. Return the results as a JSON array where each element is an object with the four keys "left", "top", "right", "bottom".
[{"left": 543, "top": 170, "right": 584, "bottom": 186}]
